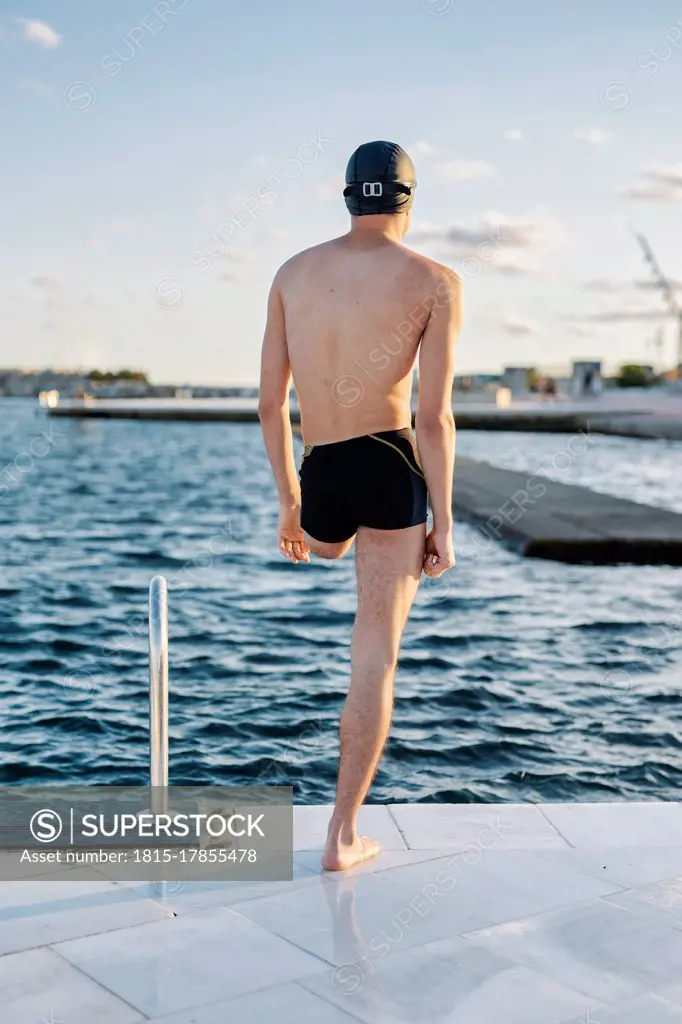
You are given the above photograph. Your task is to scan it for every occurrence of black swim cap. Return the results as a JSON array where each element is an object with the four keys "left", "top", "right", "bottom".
[{"left": 344, "top": 141, "right": 416, "bottom": 216}]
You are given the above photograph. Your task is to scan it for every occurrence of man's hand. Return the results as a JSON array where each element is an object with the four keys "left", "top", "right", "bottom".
[
  {"left": 278, "top": 504, "right": 310, "bottom": 564},
  {"left": 423, "top": 528, "right": 455, "bottom": 578}
]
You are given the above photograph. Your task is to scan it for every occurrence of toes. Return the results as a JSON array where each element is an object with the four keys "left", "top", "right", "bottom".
[{"left": 359, "top": 835, "right": 382, "bottom": 860}]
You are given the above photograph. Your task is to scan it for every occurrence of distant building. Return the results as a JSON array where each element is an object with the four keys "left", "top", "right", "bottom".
[
  {"left": 501, "top": 366, "right": 534, "bottom": 395},
  {"left": 0, "top": 368, "right": 92, "bottom": 397},
  {"left": 0, "top": 368, "right": 265, "bottom": 400},
  {"left": 571, "top": 360, "right": 602, "bottom": 397},
  {"left": 454, "top": 373, "right": 501, "bottom": 392}
]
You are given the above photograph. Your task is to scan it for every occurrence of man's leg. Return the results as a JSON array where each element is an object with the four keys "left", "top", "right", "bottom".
[
  {"left": 303, "top": 533, "right": 354, "bottom": 560},
  {"left": 322, "top": 522, "right": 425, "bottom": 871}
]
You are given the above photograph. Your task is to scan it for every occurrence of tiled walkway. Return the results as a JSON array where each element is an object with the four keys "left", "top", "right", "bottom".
[{"left": 3, "top": 802, "right": 682, "bottom": 1023}]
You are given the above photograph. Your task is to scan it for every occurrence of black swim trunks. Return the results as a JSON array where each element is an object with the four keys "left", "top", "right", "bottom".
[{"left": 299, "top": 428, "right": 428, "bottom": 543}]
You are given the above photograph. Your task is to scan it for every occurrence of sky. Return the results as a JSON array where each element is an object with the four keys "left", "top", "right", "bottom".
[{"left": 1, "top": 0, "right": 681, "bottom": 384}]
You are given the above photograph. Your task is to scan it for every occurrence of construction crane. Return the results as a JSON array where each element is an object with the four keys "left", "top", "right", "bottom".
[
  {"left": 646, "top": 326, "right": 665, "bottom": 374},
  {"left": 633, "top": 229, "right": 682, "bottom": 375}
]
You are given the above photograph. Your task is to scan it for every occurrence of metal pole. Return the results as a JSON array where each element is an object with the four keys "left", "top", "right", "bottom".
[
  {"left": 149, "top": 576, "right": 169, "bottom": 896},
  {"left": 149, "top": 575, "right": 169, "bottom": 792}
]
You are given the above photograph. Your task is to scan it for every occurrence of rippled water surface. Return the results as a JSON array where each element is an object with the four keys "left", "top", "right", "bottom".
[{"left": 1, "top": 399, "right": 681, "bottom": 802}]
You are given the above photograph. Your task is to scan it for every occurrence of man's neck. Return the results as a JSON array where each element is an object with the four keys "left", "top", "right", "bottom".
[{"left": 347, "top": 215, "right": 405, "bottom": 244}]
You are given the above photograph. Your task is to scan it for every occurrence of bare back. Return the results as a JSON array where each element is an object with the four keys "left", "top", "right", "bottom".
[{"left": 278, "top": 235, "right": 446, "bottom": 445}]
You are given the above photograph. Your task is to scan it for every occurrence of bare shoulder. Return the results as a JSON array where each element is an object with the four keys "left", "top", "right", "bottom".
[
  {"left": 400, "top": 248, "right": 460, "bottom": 310},
  {"left": 273, "top": 238, "right": 341, "bottom": 286}
]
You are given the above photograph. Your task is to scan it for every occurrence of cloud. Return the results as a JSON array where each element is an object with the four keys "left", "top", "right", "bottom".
[
  {"left": 636, "top": 276, "right": 682, "bottom": 291},
  {"left": 412, "top": 210, "right": 567, "bottom": 277},
  {"left": 429, "top": 248, "right": 539, "bottom": 276},
  {"left": 619, "top": 165, "right": 682, "bottom": 202},
  {"left": 217, "top": 266, "right": 255, "bottom": 286},
  {"left": 490, "top": 255, "right": 538, "bottom": 275},
  {"left": 583, "top": 278, "right": 621, "bottom": 294},
  {"left": 31, "top": 276, "right": 60, "bottom": 289},
  {"left": 500, "top": 314, "right": 541, "bottom": 336},
  {"left": 252, "top": 229, "right": 289, "bottom": 245},
  {"left": 434, "top": 159, "right": 494, "bottom": 182},
  {"left": 502, "top": 129, "right": 523, "bottom": 141},
  {"left": 15, "top": 18, "right": 61, "bottom": 48},
  {"left": 648, "top": 166, "right": 682, "bottom": 187},
  {"left": 565, "top": 305, "right": 669, "bottom": 323},
  {"left": 622, "top": 183, "right": 679, "bottom": 201},
  {"left": 218, "top": 249, "right": 259, "bottom": 263},
  {"left": 409, "top": 140, "right": 437, "bottom": 157},
  {"left": 584, "top": 276, "right": 682, "bottom": 294},
  {"left": 411, "top": 208, "right": 568, "bottom": 254},
  {"left": 573, "top": 128, "right": 611, "bottom": 145}
]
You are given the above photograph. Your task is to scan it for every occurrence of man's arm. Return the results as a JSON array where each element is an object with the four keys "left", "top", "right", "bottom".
[
  {"left": 258, "top": 271, "right": 309, "bottom": 563},
  {"left": 415, "top": 269, "right": 461, "bottom": 577}
]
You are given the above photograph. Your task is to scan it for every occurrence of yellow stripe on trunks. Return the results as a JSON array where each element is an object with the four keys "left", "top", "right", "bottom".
[{"left": 368, "top": 434, "right": 425, "bottom": 479}]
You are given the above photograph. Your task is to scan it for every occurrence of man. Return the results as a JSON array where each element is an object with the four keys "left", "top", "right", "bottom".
[{"left": 258, "top": 140, "right": 460, "bottom": 871}]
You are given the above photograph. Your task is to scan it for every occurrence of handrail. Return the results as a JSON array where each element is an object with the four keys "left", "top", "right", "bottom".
[{"left": 149, "top": 575, "right": 169, "bottom": 792}]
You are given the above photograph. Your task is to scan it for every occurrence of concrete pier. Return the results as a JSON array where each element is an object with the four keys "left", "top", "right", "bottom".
[
  {"left": 41, "top": 396, "right": 682, "bottom": 565},
  {"left": 41, "top": 394, "right": 682, "bottom": 438},
  {"left": 454, "top": 458, "right": 682, "bottom": 564},
  {"left": 3, "top": 801, "right": 682, "bottom": 1022},
  {"left": 44, "top": 396, "right": 268, "bottom": 422}
]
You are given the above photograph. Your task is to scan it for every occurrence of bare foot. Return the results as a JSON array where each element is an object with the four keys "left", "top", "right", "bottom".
[{"left": 321, "top": 834, "right": 381, "bottom": 872}]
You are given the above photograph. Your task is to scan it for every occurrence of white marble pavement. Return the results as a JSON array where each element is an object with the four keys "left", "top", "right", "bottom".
[{"left": 2, "top": 802, "right": 682, "bottom": 1023}]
